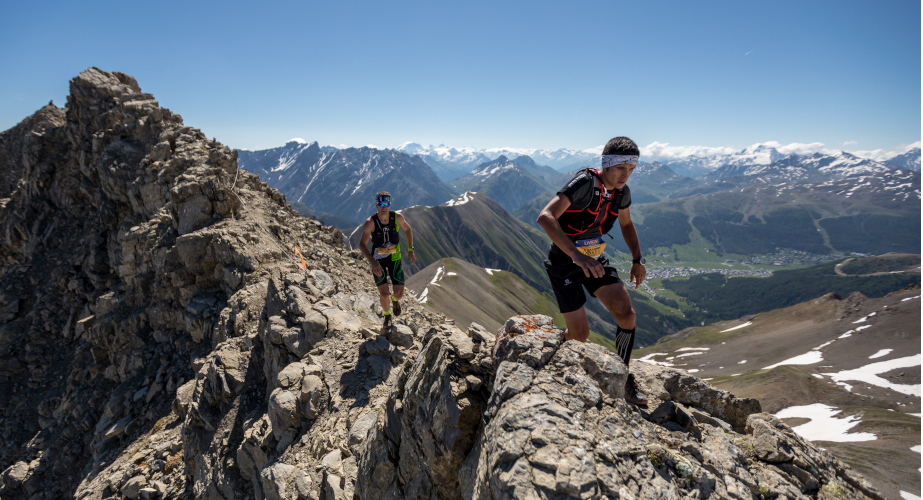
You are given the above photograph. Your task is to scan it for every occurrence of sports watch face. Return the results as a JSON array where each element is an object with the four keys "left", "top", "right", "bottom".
[{"left": 633, "top": 257, "right": 646, "bottom": 265}]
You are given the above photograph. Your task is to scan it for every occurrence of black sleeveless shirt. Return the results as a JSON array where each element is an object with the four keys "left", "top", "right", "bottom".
[{"left": 370, "top": 211, "right": 401, "bottom": 259}]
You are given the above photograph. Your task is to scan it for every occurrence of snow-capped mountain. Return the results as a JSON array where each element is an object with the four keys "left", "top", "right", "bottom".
[
  {"left": 394, "top": 142, "right": 599, "bottom": 180},
  {"left": 884, "top": 147, "right": 921, "bottom": 172},
  {"left": 666, "top": 144, "right": 923, "bottom": 179},
  {"left": 665, "top": 144, "right": 789, "bottom": 178},
  {"left": 700, "top": 151, "right": 894, "bottom": 183},
  {"left": 236, "top": 140, "right": 456, "bottom": 223},
  {"left": 627, "top": 162, "right": 702, "bottom": 202},
  {"left": 671, "top": 151, "right": 908, "bottom": 199},
  {"left": 450, "top": 156, "right": 553, "bottom": 212}
]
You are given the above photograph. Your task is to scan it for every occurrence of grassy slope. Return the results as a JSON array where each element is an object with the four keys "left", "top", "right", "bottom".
[
  {"left": 347, "top": 193, "right": 553, "bottom": 292},
  {"left": 632, "top": 285, "right": 921, "bottom": 500},
  {"left": 407, "top": 257, "right": 620, "bottom": 353}
]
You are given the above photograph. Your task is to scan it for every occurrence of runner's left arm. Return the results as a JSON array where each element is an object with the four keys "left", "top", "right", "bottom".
[
  {"left": 396, "top": 213, "right": 416, "bottom": 265},
  {"left": 618, "top": 207, "right": 646, "bottom": 288}
]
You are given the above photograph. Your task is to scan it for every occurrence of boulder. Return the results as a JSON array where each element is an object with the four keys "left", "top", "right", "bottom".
[
  {"left": 120, "top": 476, "right": 147, "bottom": 500},
  {"left": 348, "top": 411, "right": 379, "bottom": 448},
  {"left": 268, "top": 388, "right": 302, "bottom": 440},
  {"left": 309, "top": 270, "right": 336, "bottom": 296},
  {"left": 385, "top": 324, "right": 414, "bottom": 347},
  {"left": 300, "top": 375, "right": 326, "bottom": 419},
  {"left": 260, "top": 463, "right": 299, "bottom": 500},
  {"left": 365, "top": 336, "right": 391, "bottom": 356}
]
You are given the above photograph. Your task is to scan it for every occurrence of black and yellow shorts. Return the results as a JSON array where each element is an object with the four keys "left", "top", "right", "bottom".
[{"left": 374, "top": 258, "right": 405, "bottom": 286}]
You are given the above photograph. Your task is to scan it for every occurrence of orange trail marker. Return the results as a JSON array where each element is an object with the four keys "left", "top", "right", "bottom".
[{"left": 294, "top": 246, "right": 306, "bottom": 269}]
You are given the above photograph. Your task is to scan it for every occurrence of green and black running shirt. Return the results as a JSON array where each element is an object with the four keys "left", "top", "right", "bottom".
[{"left": 370, "top": 211, "right": 402, "bottom": 261}]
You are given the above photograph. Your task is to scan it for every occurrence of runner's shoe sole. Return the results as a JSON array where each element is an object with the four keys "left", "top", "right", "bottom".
[
  {"left": 625, "top": 391, "right": 648, "bottom": 406},
  {"left": 625, "top": 374, "right": 648, "bottom": 405}
]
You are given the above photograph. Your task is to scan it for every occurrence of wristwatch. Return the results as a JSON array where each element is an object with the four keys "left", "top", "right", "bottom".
[{"left": 632, "top": 257, "right": 646, "bottom": 265}]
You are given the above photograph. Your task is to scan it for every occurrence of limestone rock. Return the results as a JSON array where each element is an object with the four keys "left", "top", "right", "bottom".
[
  {"left": 276, "top": 362, "right": 310, "bottom": 389},
  {"left": 121, "top": 476, "right": 147, "bottom": 499},
  {"left": 268, "top": 388, "right": 302, "bottom": 440},
  {"left": 309, "top": 270, "right": 336, "bottom": 296},
  {"left": 300, "top": 375, "right": 326, "bottom": 419},
  {"left": 297, "top": 310, "right": 327, "bottom": 350},
  {"left": 260, "top": 463, "right": 299, "bottom": 500},
  {"left": 348, "top": 411, "right": 379, "bottom": 448},
  {"left": 358, "top": 315, "right": 880, "bottom": 500},
  {"left": 365, "top": 336, "right": 391, "bottom": 356},
  {"left": 631, "top": 361, "right": 762, "bottom": 432},
  {"left": 385, "top": 324, "right": 414, "bottom": 347}
]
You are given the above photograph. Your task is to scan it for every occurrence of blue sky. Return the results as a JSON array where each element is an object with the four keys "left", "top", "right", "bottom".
[{"left": 1, "top": 0, "right": 919, "bottom": 159}]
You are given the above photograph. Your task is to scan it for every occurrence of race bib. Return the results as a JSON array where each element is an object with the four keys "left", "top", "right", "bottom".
[
  {"left": 575, "top": 237, "right": 606, "bottom": 258},
  {"left": 374, "top": 244, "right": 397, "bottom": 259}
]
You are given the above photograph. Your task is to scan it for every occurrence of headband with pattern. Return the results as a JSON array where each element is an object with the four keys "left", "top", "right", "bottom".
[{"left": 601, "top": 155, "right": 639, "bottom": 168}]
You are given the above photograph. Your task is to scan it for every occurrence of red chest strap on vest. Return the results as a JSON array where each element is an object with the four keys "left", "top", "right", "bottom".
[{"left": 559, "top": 169, "right": 621, "bottom": 237}]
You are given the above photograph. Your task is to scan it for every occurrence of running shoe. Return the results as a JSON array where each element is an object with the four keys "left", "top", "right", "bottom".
[
  {"left": 393, "top": 299, "right": 402, "bottom": 316},
  {"left": 625, "top": 373, "right": 648, "bottom": 405}
]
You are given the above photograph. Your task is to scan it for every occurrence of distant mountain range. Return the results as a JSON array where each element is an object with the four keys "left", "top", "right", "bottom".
[
  {"left": 664, "top": 144, "right": 920, "bottom": 178},
  {"left": 241, "top": 139, "right": 920, "bottom": 261},
  {"left": 883, "top": 147, "right": 921, "bottom": 171},
  {"left": 450, "top": 156, "right": 555, "bottom": 213},
  {"left": 670, "top": 151, "right": 911, "bottom": 199},
  {"left": 394, "top": 141, "right": 921, "bottom": 181},
  {"left": 394, "top": 142, "right": 599, "bottom": 180},
  {"left": 236, "top": 140, "right": 457, "bottom": 223},
  {"left": 626, "top": 168, "right": 920, "bottom": 257},
  {"left": 664, "top": 144, "right": 790, "bottom": 177}
]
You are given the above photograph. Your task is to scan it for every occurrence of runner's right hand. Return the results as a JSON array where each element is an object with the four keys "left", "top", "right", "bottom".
[
  {"left": 371, "top": 261, "right": 383, "bottom": 276},
  {"left": 573, "top": 252, "right": 604, "bottom": 278}
]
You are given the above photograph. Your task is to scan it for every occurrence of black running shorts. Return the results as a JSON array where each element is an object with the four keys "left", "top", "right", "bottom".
[
  {"left": 544, "top": 253, "right": 622, "bottom": 313},
  {"left": 373, "top": 258, "right": 405, "bottom": 287}
]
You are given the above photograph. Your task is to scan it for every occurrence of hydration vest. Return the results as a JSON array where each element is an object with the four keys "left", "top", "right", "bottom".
[
  {"left": 370, "top": 211, "right": 401, "bottom": 259},
  {"left": 557, "top": 168, "right": 626, "bottom": 242}
]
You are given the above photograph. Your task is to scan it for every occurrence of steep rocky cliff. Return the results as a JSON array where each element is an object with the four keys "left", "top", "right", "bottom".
[{"left": 0, "top": 69, "right": 882, "bottom": 500}]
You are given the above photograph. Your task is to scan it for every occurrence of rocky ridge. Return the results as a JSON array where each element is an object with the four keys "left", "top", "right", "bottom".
[
  {"left": 0, "top": 68, "right": 447, "bottom": 499},
  {"left": 0, "top": 69, "right": 882, "bottom": 500},
  {"left": 358, "top": 315, "right": 884, "bottom": 500}
]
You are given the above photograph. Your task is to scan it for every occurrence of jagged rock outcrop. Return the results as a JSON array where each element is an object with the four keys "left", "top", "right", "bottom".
[
  {"left": 0, "top": 69, "right": 882, "bottom": 500},
  {"left": 358, "top": 315, "right": 883, "bottom": 500},
  {"left": 0, "top": 68, "right": 448, "bottom": 499}
]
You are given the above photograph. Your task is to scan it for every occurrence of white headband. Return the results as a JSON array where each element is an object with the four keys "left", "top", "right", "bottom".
[{"left": 601, "top": 155, "right": 639, "bottom": 168}]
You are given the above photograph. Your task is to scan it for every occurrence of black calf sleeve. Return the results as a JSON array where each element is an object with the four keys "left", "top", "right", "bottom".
[{"left": 615, "top": 326, "right": 635, "bottom": 366}]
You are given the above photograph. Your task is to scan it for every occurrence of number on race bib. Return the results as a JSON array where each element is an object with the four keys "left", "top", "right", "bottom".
[
  {"left": 374, "top": 244, "right": 397, "bottom": 259},
  {"left": 575, "top": 237, "right": 606, "bottom": 258}
]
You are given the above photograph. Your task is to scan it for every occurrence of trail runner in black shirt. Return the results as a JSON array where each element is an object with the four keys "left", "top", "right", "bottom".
[
  {"left": 536, "top": 136, "right": 648, "bottom": 405},
  {"left": 359, "top": 191, "right": 416, "bottom": 329}
]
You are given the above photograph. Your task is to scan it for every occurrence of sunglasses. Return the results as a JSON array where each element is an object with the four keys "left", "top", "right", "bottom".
[{"left": 377, "top": 201, "right": 390, "bottom": 207}]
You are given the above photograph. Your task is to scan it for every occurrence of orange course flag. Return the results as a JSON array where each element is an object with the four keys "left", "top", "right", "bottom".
[{"left": 293, "top": 246, "right": 306, "bottom": 269}]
